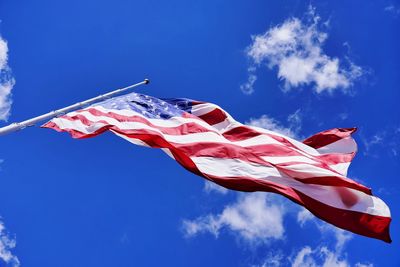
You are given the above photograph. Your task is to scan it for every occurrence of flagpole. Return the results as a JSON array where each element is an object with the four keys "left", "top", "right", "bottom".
[{"left": 0, "top": 79, "right": 150, "bottom": 136}]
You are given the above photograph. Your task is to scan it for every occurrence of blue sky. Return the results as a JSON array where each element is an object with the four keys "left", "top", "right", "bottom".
[{"left": 0, "top": 0, "right": 399, "bottom": 266}]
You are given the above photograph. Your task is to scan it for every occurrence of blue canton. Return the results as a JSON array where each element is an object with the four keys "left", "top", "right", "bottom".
[{"left": 93, "top": 92, "right": 194, "bottom": 119}]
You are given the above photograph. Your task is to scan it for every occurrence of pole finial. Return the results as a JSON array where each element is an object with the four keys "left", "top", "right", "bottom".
[{"left": 144, "top": 79, "right": 150, "bottom": 85}]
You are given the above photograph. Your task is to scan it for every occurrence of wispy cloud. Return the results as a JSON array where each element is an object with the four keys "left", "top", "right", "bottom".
[
  {"left": 184, "top": 193, "right": 374, "bottom": 266},
  {"left": 203, "top": 180, "right": 229, "bottom": 195},
  {"left": 240, "top": 72, "right": 257, "bottom": 95},
  {"left": 0, "top": 34, "right": 18, "bottom": 267},
  {"left": 0, "top": 221, "right": 19, "bottom": 267},
  {"left": 254, "top": 251, "right": 284, "bottom": 267},
  {"left": 241, "top": 6, "right": 363, "bottom": 94},
  {"left": 182, "top": 193, "right": 286, "bottom": 245},
  {"left": 289, "top": 242, "right": 373, "bottom": 267},
  {"left": 291, "top": 246, "right": 350, "bottom": 267},
  {"left": 283, "top": 208, "right": 373, "bottom": 267},
  {"left": 384, "top": 4, "right": 400, "bottom": 17},
  {"left": 296, "top": 208, "right": 352, "bottom": 252},
  {"left": 257, "top": 213, "right": 372, "bottom": 267},
  {"left": 296, "top": 208, "right": 314, "bottom": 227},
  {"left": 246, "top": 109, "right": 302, "bottom": 139},
  {"left": 361, "top": 127, "right": 400, "bottom": 157},
  {"left": 0, "top": 35, "right": 15, "bottom": 121}
]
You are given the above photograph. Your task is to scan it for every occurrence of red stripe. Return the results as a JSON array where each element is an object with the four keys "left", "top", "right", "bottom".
[
  {"left": 44, "top": 117, "right": 370, "bottom": 194},
  {"left": 190, "top": 101, "right": 205, "bottom": 105},
  {"left": 249, "top": 144, "right": 355, "bottom": 165},
  {"left": 62, "top": 109, "right": 356, "bottom": 170},
  {"left": 139, "top": 137, "right": 391, "bottom": 243},
  {"left": 198, "top": 108, "right": 227, "bottom": 125},
  {"left": 58, "top": 108, "right": 218, "bottom": 136},
  {"left": 44, "top": 105, "right": 391, "bottom": 242},
  {"left": 223, "top": 125, "right": 311, "bottom": 155},
  {"left": 174, "top": 171, "right": 391, "bottom": 243},
  {"left": 171, "top": 142, "right": 370, "bottom": 193},
  {"left": 108, "top": 127, "right": 371, "bottom": 196},
  {"left": 42, "top": 121, "right": 110, "bottom": 139},
  {"left": 53, "top": 110, "right": 356, "bottom": 166},
  {"left": 223, "top": 126, "right": 261, "bottom": 140},
  {"left": 303, "top": 127, "right": 357, "bottom": 149}
]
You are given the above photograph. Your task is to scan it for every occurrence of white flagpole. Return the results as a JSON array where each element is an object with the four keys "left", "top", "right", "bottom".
[{"left": 0, "top": 79, "right": 150, "bottom": 136}]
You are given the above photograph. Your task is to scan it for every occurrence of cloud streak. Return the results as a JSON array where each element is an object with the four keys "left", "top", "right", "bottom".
[
  {"left": 203, "top": 180, "right": 229, "bottom": 195},
  {"left": 242, "top": 6, "right": 363, "bottom": 94},
  {"left": 0, "top": 35, "right": 15, "bottom": 121},
  {"left": 0, "top": 221, "right": 19, "bottom": 267},
  {"left": 246, "top": 109, "right": 302, "bottom": 139}
]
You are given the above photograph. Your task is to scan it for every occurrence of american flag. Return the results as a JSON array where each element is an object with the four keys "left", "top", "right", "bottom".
[{"left": 43, "top": 92, "right": 391, "bottom": 242}]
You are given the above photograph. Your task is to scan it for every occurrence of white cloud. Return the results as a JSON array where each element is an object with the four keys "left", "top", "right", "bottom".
[
  {"left": 0, "top": 221, "right": 19, "bottom": 267},
  {"left": 182, "top": 193, "right": 285, "bottom": 245},
  {"left": 254, "top": 251, "right": 284, "bottom": 267},
  {"left": 242, "top": 6, "right": 363, "bottom": 94},
  {"left": 0, "top": 35, "right": 15, "bottom": 121},
  {"left": 364, "top": 134, "right": 383, "bottom": 149},
  {"left": 291, "top": 246, "right": 349, "bottom": 267},
  {"left": 355, "top": 263, "right": 373, "bottom": 267},
  {"left": 296, "top": 207, "right": 352, "bottom": 253},
  {"left": 258, "top": 242, "right": 372, "bottom": 267},
  {"left": 286, "top": 218, "right": 369, "bottom": 267},
  {"left": 286, "top": 208, "right": 373, "bottom": 267},
  {"left": 0, "top": 33, "right": 18, "bottom": 267},
  {"left": 338, "top": 113, "right": 349, "bottom": 121},
  {"left": 296, "top": 208, "right": 314, "bottom": 227},
  {"left": 290, "top": 245, "right": 373, "bottom": 267},
  {"left": 240, "top": 73, "right": 257, "bottom": 95},
  {"left": 185, "top": 192, "right": 373, "bottom": 267},
  {"left": 246, "top": 109, "right": 302, "bottom": 139},
  {"left": 384, "top": 5, "right": 400, "bottom": 17},
  {"left": 361, "top": 127, "right": 400, "bottom": 157},
  {"left": 203, "top": 180, "right": 229, "bottom": 195}
]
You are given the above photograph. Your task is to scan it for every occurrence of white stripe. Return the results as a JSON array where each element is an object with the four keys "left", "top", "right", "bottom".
[
  {"left": 329, "top": 162, "right": 351, "bottom": 176},
  {"left": 161, "top": 148, "right": 175, "bottom": 159},
  {"left": 87, "top": 106, "right": 217, "bottom": 132},
  {"left": 282, "top": 163, "right": 344, "bottom": 178},
  {"left": 191, "top": 103, "right": 218, "bottom": 116},
  {"left": 54, "top": 109, "right": 356, "bottom": 179},
  {"left": 53, "top": 113, "right": 353, "bottom": 179},
  {"left": 192, "top": 156, "right": 281, "bottom": 178},
  {"left": 113, "top": 130, "right": 175, "bottom": 160},
  {"left": 53, "top": 114, "right": 352, "bottom": 176},
  {"left": 112, "top": 130, "right": 150, "bottom": 147},
  {"left": 211, "top": 118, "right": 233, "bottom": 131},
  {"left": 261, "top": 156, "right": 318, "bottom": 165},
  {"left": 71, "top": 106, "right": 336, "bottom": 161},
  {"left": 190, "top": 156, "right": 390, "bottom": 217},
  {"left": 207, "top": 110, "right": 321, "bottom": 157},
  {"left": 52, "top": 117, "right": 108, "bottom": 133},
  {"left": 51, "top": 116, "right": 288, "bottom": 148},
  {"left": 247, "top": 125, "right": 320, "bottom": 156},
  {"left": 317, "top": 137, "right": 357, "bottom": 154}
]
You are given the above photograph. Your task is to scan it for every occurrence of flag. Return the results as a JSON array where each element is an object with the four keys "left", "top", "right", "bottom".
[{"left": 42, "top": 92, "right": 391, "bottom": 242}]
